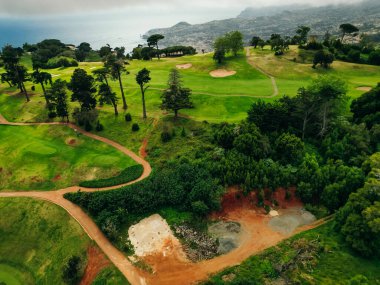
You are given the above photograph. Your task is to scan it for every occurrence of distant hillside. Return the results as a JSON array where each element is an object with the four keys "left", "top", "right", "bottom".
[{"left": 144, "top": 0, "right": 380, "bottom": 52}]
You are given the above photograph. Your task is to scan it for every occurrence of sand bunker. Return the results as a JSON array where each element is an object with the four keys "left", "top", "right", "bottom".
[
  {"left": 176, "top": 63, "right": 192, "bottom": 69},
  {"left": 269, "top": 208, "right": 316, "bottom": 235},
  {"left": 128, "top": 214, "right": 182, "bottom": 257},
  {"left": 356, "top": 86, "right": 372, "bottom": 92},
  {"left": 210, "top": 69, "right": 236, "bottom": 78}
]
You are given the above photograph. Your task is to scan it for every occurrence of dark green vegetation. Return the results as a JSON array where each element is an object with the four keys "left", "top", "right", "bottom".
[
  {"left": 0, "top": 198, "right": 126, "bottom": 285},
  {"left": 0, "top": 125, "right": 136, "bottom": 191},
  {"left": 204, "top": 222, "right": 380, "bottom": 285},
  {"left": 79, "top": 165, "right": 144, "bottom": 188},
  {"left": 65, "top": 161, "right": 222, "bottom": 251}
]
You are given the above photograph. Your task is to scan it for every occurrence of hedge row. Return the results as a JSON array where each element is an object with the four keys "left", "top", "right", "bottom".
[{"left": 79, "top": 164, "right": 144, "bottom": 188}]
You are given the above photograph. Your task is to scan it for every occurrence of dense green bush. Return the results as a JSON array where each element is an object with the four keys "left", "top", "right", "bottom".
[
  {"left": 46, "top": 56, "right": 78, "bottom": 69},
  {"left": 66, "top": 162, "right": 223, "bottom": 239},
  {"left": 125, "top": 113, "right": 132, "bottom": 122},
  {"left": 79, "top": 164, "right": 144, "bottom": 188},
  {"left": 132, "top": 123, "right": 139, "bottom": 131}
]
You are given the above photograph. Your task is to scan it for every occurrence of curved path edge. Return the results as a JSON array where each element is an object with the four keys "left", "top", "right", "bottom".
[{"left": 0, "top": 113, "right": 150, "bottom": 285}]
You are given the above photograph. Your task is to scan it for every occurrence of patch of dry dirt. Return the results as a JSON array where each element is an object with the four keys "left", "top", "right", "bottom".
[
  {"left": 128, "top": 214, "right": 186, "bottom": 258},
  {"left": 80, "top": 246, "right": 110, "bottom": 285},
  {"left": 176, "top": 63, "right": 192, "bottom": 69},
  {"left": 209, "top": 69, "right": 236, "bottom": 78}
]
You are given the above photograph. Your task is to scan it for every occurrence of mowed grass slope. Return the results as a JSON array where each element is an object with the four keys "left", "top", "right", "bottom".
[
  {"left": 1, "top": 46, "right": 379, "bottom": 124},
  {"left": 0, "top": 198, "right": 128, "bottom": 285},
  {"left": 249, "top": 46, "right": 380, "bottom": 100},
  {"left": 0, "top": 124, "right": 137, "bottom": 191}
]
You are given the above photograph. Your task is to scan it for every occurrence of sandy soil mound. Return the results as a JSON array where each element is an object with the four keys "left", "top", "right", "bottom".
[
  {"left": 176, "top": 63, "right": 192, "bottom": 69},
  {"left": 128, "top": 214, "right": 184, "bottom": 257},
  {"left": 210, "top": 69, "right": 236, "bottom": 78},
  {"left": 356, "top": 86, "right": 372, "bottom": 92},
  {"left": 268, "top": 208, "right": 316, "bottom": 235}
]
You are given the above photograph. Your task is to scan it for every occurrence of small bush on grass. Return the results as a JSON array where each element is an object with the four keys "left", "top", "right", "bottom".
[
  {"left": 95, "top": 121, "right": 104, "bottom": 131},
  {"left": 125, "top": 113, "right": 132, "bottom": 122},
  {"left": 132, "top": 123, "right": 140, "bottom": 132},
  {"left": 62, "top": 256, "right": 82, "bottom": 285},
  {"left": 79, "top": 164, "right": 144, "bottom": 188}
]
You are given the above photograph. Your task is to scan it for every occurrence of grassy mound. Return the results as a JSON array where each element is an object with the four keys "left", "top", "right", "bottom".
[{"left": 79, "top": 164, "right": 144, "bottom": 188}]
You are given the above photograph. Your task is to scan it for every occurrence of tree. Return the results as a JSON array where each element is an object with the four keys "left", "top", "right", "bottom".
[
  {"left": 294, "top": 26, "right": 310, "bottom": 46},
  {"left": 0, "top": 45, "right": 30, "bottom": 101},
  {"left": 31, "top": 70, "right": 52, "bottom": 105},
  {"left": 105, "top": 54, "right": 128, "bottom": 110},
  {"left": 213, "top": 48, "right": 225, "bottom": 64},
  {"left": 368, "top": 50, "right": 380, "bottom": 66},
  {"left": 161, "top": 69, "right": 193, "bottom": 118},
  {"left": 227, "top": 31, "right": 244, "bottom": 56},
  {"left": 147, "top": 34, "right": 165, "bottom": 60},
  {"left": 250, "top": 36, "right": 262, "bottom": 48},
  {"left": 339, "top": 23, "right": 359, "bottom": 42},
  {"left": 99, "top": 44, "right": 112, "bottom": 58},
  {"left": 294, "top": 87, "right": 317, "bottom": 139},
  {"left": 307, "top": 75, "right": 347, "bottom": 137},
  {"left": 351, "top": 83, "right": 380, "bottom": 128},
  {"left": 47, "top": 79, "right": 69, "bottom": 122},
  {"left": 274, "top": 133, "right": 304, "bottom": 165},
  {"left": 136, "top": 68, "right": 151, "bottom": 119},
  {"left": 258, "top": 39, "right": 266, "bottom": 50},
  {"left": 313, "top": 50, "right": 334, "bottom": 69},
  {"left": 62, "top": 256, "right": 82, "bottom": 285},
  {"left": 98, "top": 83, "right": 118, "bottom": 116},
  {"left": 92, "top": 67, "right": 110, "bottom": 87},
  {"left": 75, "top": 42, "right": 91, "bottom": 62},
  {"left": 68, "top": 68, "right": 97, "bottom": 111},
  {"left": 269, "top": 34, "right": 289, "bottom": 55}
]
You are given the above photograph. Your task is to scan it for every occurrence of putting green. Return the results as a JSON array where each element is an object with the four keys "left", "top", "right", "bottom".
[{"left": 0, "top": 124, "right": 137, "bottom": 191}]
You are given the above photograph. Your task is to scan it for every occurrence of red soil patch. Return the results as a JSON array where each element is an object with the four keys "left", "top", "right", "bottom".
[
  {"left": 68, "top": 139, "right": 76, "bottom": 145},
  {"left": 139, "top": 138, "right": 148, "bottom": 158},
  {"left": 52, "top": 174, "right": 61, "bottom": 182},
  {"left": 80, "top": 246, "right": 110, "bottom": 285}
]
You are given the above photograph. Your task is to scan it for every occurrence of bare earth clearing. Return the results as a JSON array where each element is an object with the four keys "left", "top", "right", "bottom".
[{"left": 209, "top": 69, "right": 237, "bottom": 78}]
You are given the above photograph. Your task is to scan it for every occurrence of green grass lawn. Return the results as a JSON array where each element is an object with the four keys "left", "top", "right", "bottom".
[
  {"left": 0, "top": 124, "right": 137, "bottom": 191},
  {"left": 249, "top": 46, "right": 380, "bottom": 100},
  {"left": 0, "top": 198, "right": 127, "bottom": 285},
  {"left": 205, "top": 222, "right": 380, "bottom": 285}
]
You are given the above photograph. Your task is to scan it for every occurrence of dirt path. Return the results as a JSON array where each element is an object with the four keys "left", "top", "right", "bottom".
[{"left": 0, "top": 114, "right": 325, "bottom": 285}]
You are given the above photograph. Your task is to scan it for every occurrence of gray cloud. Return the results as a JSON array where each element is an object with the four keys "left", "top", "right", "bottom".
[{"left": 0, "top": 0, "right": 365, "bottom": 17}]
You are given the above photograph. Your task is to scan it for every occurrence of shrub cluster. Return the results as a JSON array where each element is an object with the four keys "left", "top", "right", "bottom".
[{"left": 79, "top": 164, "right": 144, "bottom": 188}]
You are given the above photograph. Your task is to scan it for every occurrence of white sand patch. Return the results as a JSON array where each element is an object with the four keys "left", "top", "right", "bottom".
[
  {"left": 210, "top": 69, "right": 236, "bottom": 78},
  {"left": 176, "top": 63, "right": 192, "bottom": 69},
  {"left": 356, "top": 86, "right": 372, "bottom": 92},
  {"left": 51, "top": 74, "right": 61, "bottom": 78},
  {"left": 128, "top": 214, "right": 182, "bottom": 257},
  {"left": 269, "top": 210, "right": 279, "bottom": 217},
  {"left": 89, "top": 67, "right": 97, "bottom": 70}
]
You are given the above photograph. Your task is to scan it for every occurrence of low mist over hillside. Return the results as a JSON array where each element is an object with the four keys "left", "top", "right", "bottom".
[{"left": 145, "top": 0, "right": 380, "bottom": 51}]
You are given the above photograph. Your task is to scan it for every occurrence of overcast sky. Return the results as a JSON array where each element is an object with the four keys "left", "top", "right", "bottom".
[{"left": 0, "top": 0, "right": 364, "bottom": 18}]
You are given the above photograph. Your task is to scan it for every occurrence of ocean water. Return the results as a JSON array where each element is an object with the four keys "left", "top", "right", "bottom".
[{"left": 0, "top": 6, "right": 240, "bottom": 52}]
